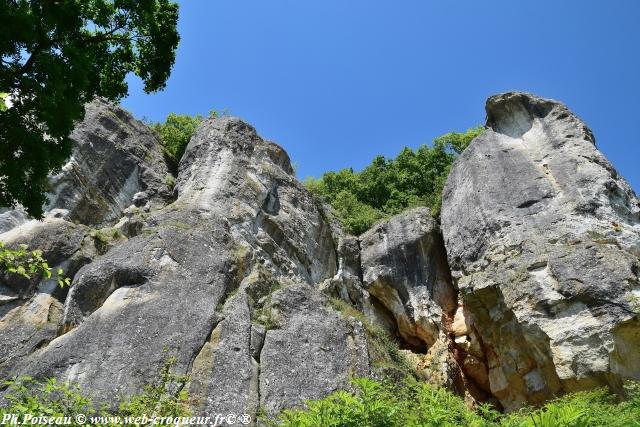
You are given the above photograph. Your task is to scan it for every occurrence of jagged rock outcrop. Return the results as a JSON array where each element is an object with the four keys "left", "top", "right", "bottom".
[
  {"left": 442, "top": 92, "right": 640, "bottom": 410},
  {"left": 0, "top": 111, "right": 374, "bottom": 422}
]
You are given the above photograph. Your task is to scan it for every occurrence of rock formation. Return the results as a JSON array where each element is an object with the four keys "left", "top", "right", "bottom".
[
  {"left": 1, "top": 92, "right": 638, "bottom": 420},
  {"left": 360, "top": 207, "right": 455, "bottom": 350},
  {"left": 0, "top": 99, "right": 172, "bottom": 234},
  {"left": 442, "top": 92, "right": 640, "bottom": 410},
  {"left": 1, "top": 104, "right": 384, "bottom": 422}
]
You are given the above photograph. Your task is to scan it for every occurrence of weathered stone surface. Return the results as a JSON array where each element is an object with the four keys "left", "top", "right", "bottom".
[
  {"left": 4, "top": 92, "right": 638, "bottom": 416},
  {"left": 259, "top": 283, "right": 370, "bottom": 417},
  {"left": 0, "top": 208, "right": 29, "bottom": 234},
  {"left": 360, "top": 207, "right": 456, "bottom": 349},
  {"left": 0, "top": 218, "right": 96, "bottom": 380},
  {"left": 188, "top": 292, "right": 258, "bottom": 421},
  {"left": 47, "top": 98, "right": 172, "bottom": 225},
  {"left": 0, "top": 98, "right": 172, "bottom": 233},
  {"left": 442, "top": 92, "right": 640, "bottom": 410},
  {"left": 175, "top": 117, "right": 337, "bottom": 285},
  {"left": 1, "top": 114, "right": 360, "bottom": 419},
  {"left": 21, "top": 218, "right": 231, "bottom": 404}
]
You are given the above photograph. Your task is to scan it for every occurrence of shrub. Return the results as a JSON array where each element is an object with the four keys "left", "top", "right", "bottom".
[
  {"left": 0, "top": 356, "right": 190, "bottom": 425},
  {"left": 118, "top": 355, "right": 190, "bottom": 417},
  {"left": 165, "top": 175, "right": 176, "bottom": 192},
  {"left": 152, "top": 111, "right": 217, "bottom": 171},
  {"left": 273, "top": 377, "right": 487, "bottom": 427},
  {"left": 2, "top": 375, "right": 639, "bottom": 426},
  {"left": 1, "top": 377, "right": 93, "bottom": 421}
]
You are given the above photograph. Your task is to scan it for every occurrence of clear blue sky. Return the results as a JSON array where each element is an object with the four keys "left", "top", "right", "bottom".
[{"left": 122, "top": 0, "right": 640, "bottom": 192}]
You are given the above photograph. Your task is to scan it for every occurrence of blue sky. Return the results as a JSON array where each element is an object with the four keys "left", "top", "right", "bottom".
[{"left": 123, "top": 0, "right": 640, "bottom": 191}]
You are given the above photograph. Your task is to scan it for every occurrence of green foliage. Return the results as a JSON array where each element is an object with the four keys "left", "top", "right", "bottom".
[
  {"left": 1, "top": 377, "right": 93, "bottom": 421},
  {"left": 330, "top": 190, "right": 384, "bottom": 236},
  {"left": 0, "top": 356, "right": 190, "bottom": 425},
  {"left": 253, "top": 292, "right": 280, "bottom": 331},
  {"left": 329, "top": 297, "right": 413, "bottom": 377},
  {"left": 0, "top": 241, "right": 70, "bottom": 287},
  {"left": 2, "top": 372, "right": 639, "bottom": 426},
  {"left": 501, "top": 383, "right": 640, "bottom": 427},
  {"left": 118, "top": 354, "right": 190, "bottom": 418},
  {"left": 89, "top": 227, "right": 125, "bottom": 255},
  {"left": 0, "top": 92, "right": 7, "bottom": 111},
  {"left": 165, "top": 174, "right": 176, "bottom": 192},
  {"left": 305, "top": 127, "right": 483, "bottom": 234},
  {"left": 274, "top": 378, "right": 640, "bottom": 427},
  {"left": 274, "top": 377, "right": 486, "bottom": 427},
  {"left": 152, "top": 112, "right": 208, "bottom": 170},
  {"left": 0, "top": 0, "right": 180, "bottom": 218}
]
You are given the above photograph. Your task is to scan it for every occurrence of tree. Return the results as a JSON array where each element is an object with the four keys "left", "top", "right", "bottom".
[{"left": 0, "top": 0, "right": 180, "bottom": 218}]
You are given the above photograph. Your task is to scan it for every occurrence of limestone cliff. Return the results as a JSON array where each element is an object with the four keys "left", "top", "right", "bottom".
[{"left": 0, "top": 93, "right": 638, "bottom": 419}]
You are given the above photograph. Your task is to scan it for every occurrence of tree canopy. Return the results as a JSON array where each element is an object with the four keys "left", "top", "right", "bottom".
[
  {"left": 0, "top": 0, "right": 180, "bottom": 218},
  {"left": 305, "top": 127, "right": 483, "bottom": 235}
]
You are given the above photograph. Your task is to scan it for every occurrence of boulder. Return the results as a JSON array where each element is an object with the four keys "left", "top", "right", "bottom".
[
  {"left": 360, "top": 208, "right": 456, "bottom": 350},
  {"left": 442, "top": 92, "right": 640, "bottom": 410}
]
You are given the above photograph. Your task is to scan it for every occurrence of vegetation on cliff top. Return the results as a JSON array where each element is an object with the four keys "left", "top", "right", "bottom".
[
  {"left": 149, "top": 117, "right": 482, "bottom": 234},
  {"left": 151, "top": 112, "right": 207, "bottom": 171},
  {"left": 304, "top": 127, "right": 483, "bottom": 235}
]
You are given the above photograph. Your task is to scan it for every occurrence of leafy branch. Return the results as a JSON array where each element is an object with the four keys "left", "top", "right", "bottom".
[{"left": 0, "top": 241, "right": 71, "bottom": 288}]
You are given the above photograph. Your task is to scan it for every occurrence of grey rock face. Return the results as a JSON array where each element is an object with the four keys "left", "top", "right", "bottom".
[
  {"left": 0, "top": 208, "right": 29, "bottom": 234},
  {"left": 46, "top": 98, "right": 172, "bottom": 225},
  {"left": 0, "top": 218, "right": 96, "bottom": 380},
  {"left": 0, "top": 98, "right": 171, "bottom": 233},
  {"left": 16, "top": 214, "right": 231, "bottom": 403},
  {"left": 1, "top": 114, "right": 361, "bottom": 420},
  {"left": 442, "top": 92, "right": 640, "bottom": 410},
  {"left": 4, "top": 92, "right": 638, "bottom": 416},
  {"left": 188, "top": 292, "right": 258, "bottom": 420},
  {"left": 260, "top": 283, "right": 370, "bottom": 417},
  {"left": 360, "top": 208, "right": 456, "bottom": 349}
]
